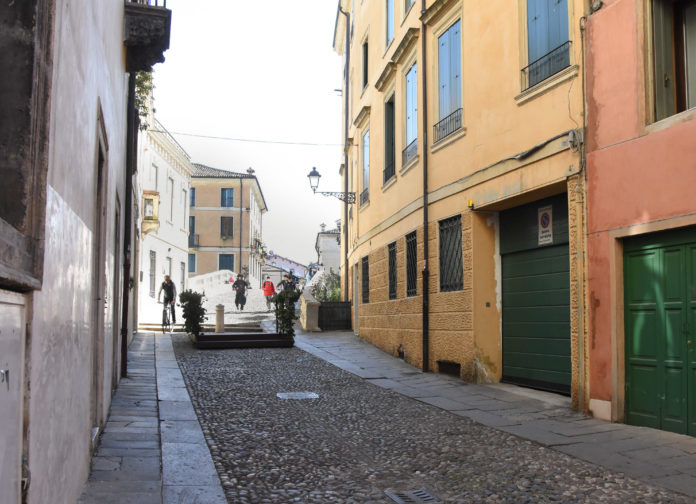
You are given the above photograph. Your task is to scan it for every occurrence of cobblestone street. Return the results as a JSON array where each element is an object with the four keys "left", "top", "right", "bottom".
[{"left": 171, "top": 336, "right": 693, "bottom": 504}]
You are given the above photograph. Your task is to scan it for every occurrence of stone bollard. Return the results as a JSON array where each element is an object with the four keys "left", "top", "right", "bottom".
[{"left": 216, "top": 304, "right": 224, "bottom": 333}]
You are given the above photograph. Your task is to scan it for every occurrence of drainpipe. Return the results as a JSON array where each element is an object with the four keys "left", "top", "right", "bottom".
[
  {"left": 120, "top": 72, "right": 136, "bottom": 378},
  {"left": 420, "top": 0, "right": 430, "bottom": 372},
  {"left": 338, "top": 2, "right": 351, "bottom": 302}
]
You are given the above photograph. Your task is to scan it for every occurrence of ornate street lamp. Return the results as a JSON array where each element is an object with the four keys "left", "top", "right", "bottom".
[{"left": 307, "top": 167, "right": 356, "bottom": 204}]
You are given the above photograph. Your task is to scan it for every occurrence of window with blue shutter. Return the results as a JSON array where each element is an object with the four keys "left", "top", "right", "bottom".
[
  {"left": 525, "top": 0, "right": 570, "bottom": 88},
  {"left": 361, "top": 129, "right": 370, "bottom": 205},
  {"left": 435, "top": 20, "right": 462, "bottom": 142},
  {"left": 190, "top": 187, "right": 196, "bottom": 207},
  {"left": 188, "top": 253, "right": 196, "bottom": 273},
  {"left": 404, "top": 63, "right": 418, "bottom": 165},
  {"left": 220, "top": 188, "right": 234, "bottom": 207},
  {"left": 386, "top": 0, "right": 394, "bottom": 45},
  {"left": 219, "top": 254, "right": 235, "bottom": 271}
]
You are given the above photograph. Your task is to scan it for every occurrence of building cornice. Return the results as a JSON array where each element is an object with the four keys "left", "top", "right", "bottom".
[
  {"left": 421, "top": 0, "right": 460, "bottom": 25},
  {"left": 375, "top": 62, "right": 395, "bottom": 92},
  {"left": 353, "top": 105, "right": 371, "bottom": 128},
  {"left": 391, "top": 27, "right": 419, "bottom": 65}
]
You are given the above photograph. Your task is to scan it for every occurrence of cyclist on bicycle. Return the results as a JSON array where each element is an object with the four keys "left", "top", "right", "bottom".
[{"left": 157, "top": 275, "right": 177, "bottom": 324}]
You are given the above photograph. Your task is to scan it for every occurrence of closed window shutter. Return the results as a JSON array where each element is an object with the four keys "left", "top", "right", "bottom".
[
  {"left": 363, "top": 130, "right": 370, "bottom": 190},
  {"left": 406, "top": 64, "right": 417, "bottom": 143},
  {"left": 527, "top": 0, "right": 545, "bottom": 62},
  {"left": 450, "top": 21, "right": 462, "bottom": 112},
  {"left": 548, "top": 0, "right": 569, "bottom": 50},
  {"left": 439, "top": 30, "right": 451, "bottom": 118}
]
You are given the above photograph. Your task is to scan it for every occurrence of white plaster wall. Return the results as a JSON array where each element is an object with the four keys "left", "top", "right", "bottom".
[
  {"left": 136, "top": 125, "right": 192, "bottom": 325},
  {"left": 27, "top": 1, "right": 129, "bottom": 503},
  {"left": 318, "top": 234, "right": 341, "bottom": 273}
]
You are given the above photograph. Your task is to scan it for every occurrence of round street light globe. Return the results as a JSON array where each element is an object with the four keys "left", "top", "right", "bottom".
[{"left": 307, "top": 167, "right": 321, "bottom": 191}]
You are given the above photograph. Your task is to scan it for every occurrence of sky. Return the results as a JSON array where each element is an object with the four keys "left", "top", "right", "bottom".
[{"left": 152, "top": 0, "right": 344, "bottom": 266}]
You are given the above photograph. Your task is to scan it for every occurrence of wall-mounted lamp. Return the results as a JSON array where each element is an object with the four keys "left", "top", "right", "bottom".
[{"left": 307, "top": 167, "right": 356, "bottom": 204}]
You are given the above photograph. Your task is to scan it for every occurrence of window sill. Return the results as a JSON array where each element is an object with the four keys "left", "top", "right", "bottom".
[
  {"left": 515, "top": 65, "right": 579, "bottom": 106},
  {"left": 359, "top": 200, "right": 370, "bottom": 212},
  {"left": 645, "top": 106, "right": 696, "bottom": 134},
  {"left": 431, "top": 126, "right": 467, "bottom": 154},
  {"left": 382, "top": 175, "right": 397, "bottom": 192},
  {"left": 400, "top": 153, "right": 419, "bottom": 176}
]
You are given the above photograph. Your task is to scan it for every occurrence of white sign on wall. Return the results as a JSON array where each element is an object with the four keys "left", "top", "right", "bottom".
[{"left": 538, "top": 205, "right": 553, "bottom": 246}]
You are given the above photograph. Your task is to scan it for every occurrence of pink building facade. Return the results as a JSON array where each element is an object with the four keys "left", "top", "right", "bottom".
[{"left": 585, "top": 0, "right": 696, "bottom": 435}]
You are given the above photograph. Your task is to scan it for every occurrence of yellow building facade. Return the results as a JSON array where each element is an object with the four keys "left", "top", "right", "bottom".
[
  {"left": 189, "top": 164, "right": 268, "bottom": 286},
  {"left": 335, "top": 0, "right": 589, "bottom": 409}
]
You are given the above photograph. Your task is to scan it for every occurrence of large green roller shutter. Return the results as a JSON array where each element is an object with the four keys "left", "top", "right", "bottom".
[
  {"left": 501, "top": 194, "right": 571, "bottom": 394},
  {"left": 624, "top": 228, "right": 696, "bottom": 436}
]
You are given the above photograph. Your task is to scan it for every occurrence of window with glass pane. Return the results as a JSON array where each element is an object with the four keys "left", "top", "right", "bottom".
[
  {"left": 404, "top": 63, "right": 418, "bottom": 165},
  {"left": 361, "top": 129, "right": 370, "bottom": 205},
  {"left": 438, "top": 20, "right": 461, "bottom": 120},
  {"left": 652, "top": 0, "right": 696, "bottom": 120},
  {"left": 190, "top": 187, "right": 196, "bottom": 207},
  {"left": 220, "top": 216, "right": 233, "bottom": 238},
  {"left": 188, "top": 253, "right": 196, "bottom": 273},
  {"left": 149, "top": 250, "right": 156, "bottom": 297},
  {"left": 221, "top": 188, "right": 234, "bottom": 207},
  {"left": 405, "top": 0, "right": 414, "bottom": 13},
  {"left": 525, "top": 0, "right": 569, "bottom": 88},
  {"left": 406, "top": 231, "right": 417, "bottom": 296},
  {"left": 219, "top": 254, "right": 235, "bottom": 271},
  {"left": 362, "top": 40, "right": 369, "bottom": 88},
  {"left": 386, "top": 0, "right": 394, "bottom": 45},
  {"left": 388, "top": 242, "right": 397, "bottom": 300},
  {"left": 384, "top": 95, "right": 395, "bottom": 183},
  {"left": 439, "top": 215, "right": 463, "bottom": 292}
]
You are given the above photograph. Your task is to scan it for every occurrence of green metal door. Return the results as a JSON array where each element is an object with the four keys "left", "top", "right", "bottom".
[
  {"left": 624, "top": 229, "right": 696, "bottom": 435},
  {"left": 501, "top": 194, "right": 571, "bottom": 394}
]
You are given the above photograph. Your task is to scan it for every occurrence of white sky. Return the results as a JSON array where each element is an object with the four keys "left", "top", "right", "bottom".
[{"left": 153, "top": 0, "right": 344, "bottom": 266}]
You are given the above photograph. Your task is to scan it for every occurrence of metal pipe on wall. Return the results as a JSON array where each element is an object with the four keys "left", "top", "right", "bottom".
[
  {"left": 420, "top": 0, "right": 430, "bottom": 373},
  {"left": 338, "top": 2, "right": 351, "bottom": 303}
]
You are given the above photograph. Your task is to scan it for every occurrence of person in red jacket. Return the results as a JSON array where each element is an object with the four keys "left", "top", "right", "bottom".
[{"left": 262, "top": 275, "right": 276, "bottom": 311}]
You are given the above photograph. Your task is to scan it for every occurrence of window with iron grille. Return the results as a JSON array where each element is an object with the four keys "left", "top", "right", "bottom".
[
  {"left": 523, "top": 0, "right": 570, "bottom": 89},
  {"left": 221, "top": 188, "right": 234, "bottom": 207},
  {"left": 406, "top": 231, "right": 417, "bottom": 297},
  {"left": 439, "top": 215, "right": 463, "bottom": 292},
  {"left": 362, "top": 256, "right": 369, "bottom": 303},
  {"left": 220, "top": 216, "right": 234, "bottom": 239},
  {"left": 388, "top": 242, "right": 397, "bottom": 300}
]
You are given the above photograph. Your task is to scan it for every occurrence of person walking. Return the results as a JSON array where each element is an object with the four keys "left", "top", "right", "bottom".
[
  {"left": 232, "top": 274, "right": 249, "bottom": 310},
  {"left": 157, "top": 274, "right": 177, "bottom": 324},
  {"left": 262, "top": 275, "right": 276, "bottom": 311},
  {"left": 277, "top": 273, "right": 295, "bottom": 292}
]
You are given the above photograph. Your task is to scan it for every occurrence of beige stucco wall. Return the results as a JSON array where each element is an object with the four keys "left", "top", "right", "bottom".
[
  {"left": 339, "top": 0, "right": 588, "bottom": 407},
  {"left": 25, "top": 1, "right": 130, "bottom": 502}
]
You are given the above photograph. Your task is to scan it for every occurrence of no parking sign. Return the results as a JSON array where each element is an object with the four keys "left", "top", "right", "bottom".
[{"left": 538, "top": 205, "right": 553, "bottom": 245}]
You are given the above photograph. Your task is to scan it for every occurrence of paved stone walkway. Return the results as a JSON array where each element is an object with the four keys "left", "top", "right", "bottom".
[
  {"left": 80, "top": 327, "right": 696, "bottom": 503},
  {"left": 78, "top": 333, "right": 225, "bottom": 504}
]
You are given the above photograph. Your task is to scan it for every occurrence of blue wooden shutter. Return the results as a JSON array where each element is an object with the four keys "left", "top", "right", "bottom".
[
  {"left": 362, "top": 130, "right": 370, "bottom": 190},
  {"left": 548, "top": 0, "right": 569, "bottom": 50},
  {"left": 406, "top": 64, "right": 417, "bottom": 143},
  {"left": 387, "top": 0, "right": 394, "bottom": 43},
  {"left": 527, "top": 0, "right": 545, "bottom": 62},
  {"left": 438, "top": 29, "right": 451, "bottom": 118},
  {"left": 449, "top": 20, "right": 462, "bottom": 112}
]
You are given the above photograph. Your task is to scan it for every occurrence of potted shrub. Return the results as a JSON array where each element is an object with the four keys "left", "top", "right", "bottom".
[
  {"left": 273, "top": 289, "right": 301, "bottom": 341},
  {"left": 179, "top": 289, "right": 207, "bottom": 343}
]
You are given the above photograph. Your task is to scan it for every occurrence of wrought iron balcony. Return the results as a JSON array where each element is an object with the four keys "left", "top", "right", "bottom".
[
  {"left": 402, "top": 138, "right": 417, "bottom": 166},
  {"left": 360, "top": 188, "right": 369, "bottom": 206},
  {"left": 124, "top": 0, "right": 172, "bottom": 72},
  {"left": 521, "top": 41, "right": 571, "bottom": 90},
  {"left": 188, "top": 233, "right": 199, "bottom": 248},
  {"left": 433, "top": 108, "right": 462, "bottom": 144}
]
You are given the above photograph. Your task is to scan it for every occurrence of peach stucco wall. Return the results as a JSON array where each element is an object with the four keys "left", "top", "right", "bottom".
[{"left": 585, "top": 0, "right": 696, "bottom": 402}]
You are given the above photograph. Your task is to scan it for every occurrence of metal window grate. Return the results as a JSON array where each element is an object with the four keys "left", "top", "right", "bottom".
[
  {"left": 388, "top": 242, "right": 397, "bottom": 300},
  {"left": 439, "top": 215, "right": 463, "bottom": 292},
  {"left": 385, "top": 489, "right": 442, "bottom": 503},
  {"left": 361, "top": 256, "right": 369, "bottom": 303},
  {"left": 406, "top": 231, "right": 417, "bottom": 297},
  {"left": 360, "top": 188, "right": 370, "bottom": 206},
  {"left": 433, "top": 108, "right": 462, "bottom": 143},
  {"left": 522, "top": 41, "right": 571, "bottom": 90},
  {"left": 402, "top": 138, "right": 417, "bottom": 166}
]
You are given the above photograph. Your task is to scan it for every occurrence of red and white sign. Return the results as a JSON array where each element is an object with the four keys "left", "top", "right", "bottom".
[{"left": 538, "top": 205, "right": 553, "bottom": 245}]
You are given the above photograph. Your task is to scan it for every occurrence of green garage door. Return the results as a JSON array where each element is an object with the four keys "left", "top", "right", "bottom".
[
  {"left": 501, "top": 194, "right": 571, "bottom": 394},
  {"left": 624, "top": 228, "right": 696, "bottom": 436}
]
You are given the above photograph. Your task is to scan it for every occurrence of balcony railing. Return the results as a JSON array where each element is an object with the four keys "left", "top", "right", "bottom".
[
  {"left": 383, "top": 161, "right": 395, "bottom": 184},
  {"left": 402, "top": 138, "right": 417, "bottom": 166},
  {"left": 128, "top": 0, "right": 167, "bottom": 6},
  {"left": 521, "top": 41, "right": 571, "bottom": 90},
  {"left": 433, "top": 108, "right": 462, "bottom": 144},
  {"left": 360, "top": 188, "right": 369, "bottom": 206},
  {"left": 188, "top": 233, "right": 199, "bottom": 248}
]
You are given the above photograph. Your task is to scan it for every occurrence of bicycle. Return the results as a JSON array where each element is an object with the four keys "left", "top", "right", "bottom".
[{"left": 160, "top": 300, "right": 174, "bottom": 333}]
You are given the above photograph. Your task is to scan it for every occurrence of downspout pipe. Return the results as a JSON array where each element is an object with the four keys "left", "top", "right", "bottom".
[
  {"left": 239, "top": 178, "right": 243, "bottom": 274},
  {"left": 420, "top": 0, "right": 430, "bottom": 373},
  {"left": 338, "top": 2, "right": 350, "bottom": 302},
  {"left": 120, "top": 72, "right": 136, "bottom": 378}
]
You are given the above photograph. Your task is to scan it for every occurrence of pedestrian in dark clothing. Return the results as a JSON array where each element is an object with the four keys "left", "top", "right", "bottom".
[
  {"left": 232, "top": 274, "right": 249, "bottom": 310},
  {"left": 157, "top": 275, "right": 177, "bottom": 323},
  {"left": 276, "top": 274, "right": 295, "bottom": 292}
]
